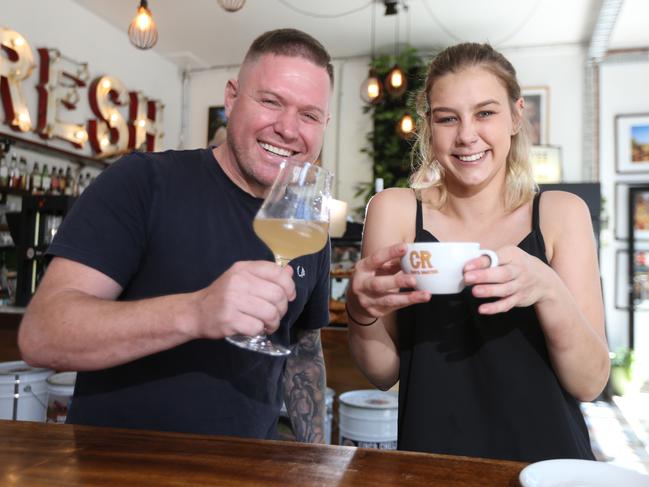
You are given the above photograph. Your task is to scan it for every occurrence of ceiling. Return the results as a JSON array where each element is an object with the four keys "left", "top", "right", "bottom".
[{"left": 72, "top": 0, "right": 649, "bottom": 70}]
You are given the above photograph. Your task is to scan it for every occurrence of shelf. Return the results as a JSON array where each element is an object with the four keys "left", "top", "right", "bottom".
[
  {"left": 0, "top": 187, "right": 31, "bottom": 198},
  {"left": 0, "top": 131, "right": 115, "bottom": 170}
]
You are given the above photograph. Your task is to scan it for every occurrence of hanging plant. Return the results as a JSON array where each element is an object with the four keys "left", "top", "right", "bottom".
[{"left": 356, "top": 45, "right": 428, "bottom": 216}]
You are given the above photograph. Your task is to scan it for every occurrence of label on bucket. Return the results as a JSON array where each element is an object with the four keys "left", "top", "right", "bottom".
[
  {"left": 340, "top": 436, "right": 397, "bottom": 450},
  {"left": 46, "top": 371, "right": 76, "bottom": 424}
]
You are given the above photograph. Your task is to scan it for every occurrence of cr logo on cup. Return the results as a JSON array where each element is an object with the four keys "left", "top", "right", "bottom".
[{"left": 408, "top": 250, "right": 438, "bottom": 274}]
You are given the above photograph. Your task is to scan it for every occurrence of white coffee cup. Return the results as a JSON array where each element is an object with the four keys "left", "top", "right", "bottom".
[{"left": 401, "top": 242, "right": 498, "bottom": 294}]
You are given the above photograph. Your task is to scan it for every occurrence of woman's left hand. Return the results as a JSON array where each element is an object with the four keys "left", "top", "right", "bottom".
[{"left": 463, "top": 245, "right": 551, "bottom": 314}]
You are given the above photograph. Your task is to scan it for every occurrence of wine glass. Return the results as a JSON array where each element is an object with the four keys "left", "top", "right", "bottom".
[{"left": 226, "top": 160, "right": 333, "bottom": 356}]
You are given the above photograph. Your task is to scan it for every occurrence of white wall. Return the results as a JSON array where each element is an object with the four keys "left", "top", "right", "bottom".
[
  {"left": 504, "top": 45, "right": 586, "bottom": 182},
  {"left": 3, "top": 0, "right": 183, "bottom": 158},
  {"left": 599, "top": 60, "right": 649, "bottom": 361}
]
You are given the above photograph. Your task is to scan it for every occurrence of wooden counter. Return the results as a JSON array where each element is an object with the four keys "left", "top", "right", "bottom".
[{"left": 0, "top": 420, "right": 526, "bottom": 486}]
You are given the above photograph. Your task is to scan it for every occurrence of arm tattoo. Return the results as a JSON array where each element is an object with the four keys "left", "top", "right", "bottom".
[{"left": 283, "top": 328, "right": 326, "bottom": 443}]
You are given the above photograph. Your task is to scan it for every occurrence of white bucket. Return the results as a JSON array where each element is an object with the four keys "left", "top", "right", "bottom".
[
  {"left": 0, "top": 361, "right": 53, "bottom": 422},
  {"left": 46, "top": 371, "right": 77, "bottom": 424},
  {"left": 339, "top": 389, "right": 398, "bottom": 449}
]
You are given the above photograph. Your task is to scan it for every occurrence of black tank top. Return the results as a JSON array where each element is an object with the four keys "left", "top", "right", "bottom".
[{"left": 396, "top": 192, "right": 595, "bottom": 462}]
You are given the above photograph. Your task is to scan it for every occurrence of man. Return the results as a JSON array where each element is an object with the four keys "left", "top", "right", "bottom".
[{"left": 18, "top": 28, "right": 333, "bottom": 443}]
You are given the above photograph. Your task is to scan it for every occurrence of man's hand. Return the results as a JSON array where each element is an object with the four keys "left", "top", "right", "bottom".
[{"left": 193, "top": 261, "right": 296, "bottom": 339}]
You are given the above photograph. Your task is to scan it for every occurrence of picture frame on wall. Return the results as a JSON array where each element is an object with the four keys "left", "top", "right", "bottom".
[
  {"left": 614, "top": 182, "right": 649, "bottom": 240},
  {"left": 615, "top": 113, "right": 649, "bottom": 174},
  {"left": 615, "top": 248, "right": 649, "bottom": 311},
  {"left": 207, "top": 106, "right": 228, "bottom": 146},
  {"left": 522, "top": 86, "right": 549, "bottom": 145},
  {"left": 629, "top": 185, "right": 649, "bottom": 241}
]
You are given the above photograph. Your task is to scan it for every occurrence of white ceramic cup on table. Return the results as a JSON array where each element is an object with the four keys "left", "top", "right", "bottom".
[{"left": 400, "top": 242, "right": 498, "bottom": 294}]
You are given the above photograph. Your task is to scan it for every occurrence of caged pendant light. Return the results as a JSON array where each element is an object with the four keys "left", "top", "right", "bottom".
[
  {"left": 217, "top": 0, "right": 246, "bottom": 12},
  {"left": 360, "top": 0, "right": 383, "bottom": 104},
  {"left": 128, "top": 0, "right": 158, "bottom": 50},
  {"left": 385, "top": 1, "right": 407, "bottom": 97}
]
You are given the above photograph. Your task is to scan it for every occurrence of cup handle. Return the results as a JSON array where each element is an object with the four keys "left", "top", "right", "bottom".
[{"left": 479, "top": 249, "right": 499, "bottom": 267}]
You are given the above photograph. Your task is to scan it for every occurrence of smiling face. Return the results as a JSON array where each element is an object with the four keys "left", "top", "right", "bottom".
[
  {"left": 428, "top": 65, "right": 522, "bottom": 195},
  {"left": 216, "top": 54, "right": 331, "bottom": 197}
]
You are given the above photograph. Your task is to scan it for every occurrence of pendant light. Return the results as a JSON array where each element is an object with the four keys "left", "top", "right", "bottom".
[
  {"left": 385, "top": 3, "right": 407, "bottom": 97},
  {"left": 360, "top": 0, "right": 383, "bottom": 104},
  {"left": 128, "top": 0, "right": 158, "bottom": 50},
  {"left": 217, "top": 0, "right": 246, "bottom": 12},
  {"left": 397, "top": 113, "right": 415, "bottom": 138}
]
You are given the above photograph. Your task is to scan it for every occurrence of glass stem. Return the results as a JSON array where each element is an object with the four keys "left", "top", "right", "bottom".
[{"left": 275, "top": 257, "right": 290, "bottom": 268}]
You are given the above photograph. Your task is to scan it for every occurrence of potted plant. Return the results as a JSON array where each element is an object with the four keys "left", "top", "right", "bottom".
[{"left": 609, "top": 348, "right": 639, "bottom": 396}]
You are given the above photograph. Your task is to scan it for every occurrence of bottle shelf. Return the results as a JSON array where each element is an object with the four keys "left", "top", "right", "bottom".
[{"left": 0, "top": 131, "right": 113, "bottom": 170}]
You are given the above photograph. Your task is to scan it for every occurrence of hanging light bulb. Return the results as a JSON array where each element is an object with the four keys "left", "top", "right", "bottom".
[
  {"left": 128, "top": 0, "right": 158, "bottom": 50},
  {"left": 385, "top": 3, "right": 407, "bottom": 98},
  {"left": 218, "top": 0, "right": 246, "bottom": 12},
  {"left": 397, "top": 113, "right": 415, "bottom": 138},
  {"left": 360, "top": 69, "right": 383, "bottom": 104},
  {"left": 386, "top": 65, "right": 407, "bottom": 97},
  {"left": 360, "top": 0, "right": 383, "bottom": 104}
]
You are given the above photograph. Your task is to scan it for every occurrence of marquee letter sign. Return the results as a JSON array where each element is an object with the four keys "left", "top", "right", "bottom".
[
  {"left": 36, "top": 48, "right": 89, "bottom": 148},
  {"left": 0, "top": 27, "right": 35, "bottom": 132},
  {"left": 0, "top": 27, "right": 164, "bottom": 158}
]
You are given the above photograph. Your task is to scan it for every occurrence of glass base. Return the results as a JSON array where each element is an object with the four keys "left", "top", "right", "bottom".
[{"left": 225, "top": 334, "right": 291, "bottom": 356}]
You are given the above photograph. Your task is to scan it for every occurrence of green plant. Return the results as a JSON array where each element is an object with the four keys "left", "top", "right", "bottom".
[
  {"left": 610, "top": 348, "right": 638, "bottom": 396},
  {"left": 355, "top": 46, "right": 429, "bottom": 217}
]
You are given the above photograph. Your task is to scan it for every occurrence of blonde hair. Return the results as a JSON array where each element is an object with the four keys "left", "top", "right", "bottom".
[{"left": 410, "top": 43, "right": 536, "bottom": 211}]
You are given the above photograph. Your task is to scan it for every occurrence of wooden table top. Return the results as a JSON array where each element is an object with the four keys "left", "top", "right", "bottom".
[{"left": 0, "top": 419, "right": 526, "bottom": 486}]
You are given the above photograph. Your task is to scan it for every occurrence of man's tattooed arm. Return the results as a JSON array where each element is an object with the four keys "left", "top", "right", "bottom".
[{"left": 283, "top": 328, "right": 326, "bottom": 443}]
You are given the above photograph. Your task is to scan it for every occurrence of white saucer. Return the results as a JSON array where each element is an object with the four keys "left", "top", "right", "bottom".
[{"left": 519, "top": 459, "right": 649, "bottom": 487}]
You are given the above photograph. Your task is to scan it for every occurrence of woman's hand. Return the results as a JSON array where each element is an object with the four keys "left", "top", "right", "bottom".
[
  {"left": 346, "top": 243, "right": 431, "bottom": 322},
  {"left": 463, "top": 245, "right": 552, "bottom": 315}
]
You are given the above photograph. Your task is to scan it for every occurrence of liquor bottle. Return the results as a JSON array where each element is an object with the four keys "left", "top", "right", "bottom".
[
  {"left": 19, "top": 157, "right": 29, "bottom": 191},
  {"left": 57, "top": 168, "right": 66, "bottom": 195},
  {"left": 41, "top": 164, "right": 51, "bottom": 194},
  {"left": 50, "top": 167, "right": 60, "bottom": 195},
  {"left": 73, "top": 171, "right": 82, "bottom": 197},
  {"left": 8, "top": 153, "right": 20, "bottom": 189},
  {"left": 0, "top": 152, "right": 8, "bottom": 187},
  {"left": 64, "top": 167, "right": 73, "bottom": 196},
  {"left": 31, "top": 162, "right": 42, "bottom": 194}
]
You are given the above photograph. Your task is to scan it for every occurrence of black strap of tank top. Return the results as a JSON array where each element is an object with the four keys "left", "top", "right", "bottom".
[
  {"left": 415, "top": 191, "right": 423, "bottom": 233},
  {"left": 532, "top": 191, "right": 542, "bottom": 232}
]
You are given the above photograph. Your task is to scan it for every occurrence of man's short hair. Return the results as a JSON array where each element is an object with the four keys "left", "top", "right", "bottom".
[{"left": 244, "top": 28, "right": 334, "bottom": 86}]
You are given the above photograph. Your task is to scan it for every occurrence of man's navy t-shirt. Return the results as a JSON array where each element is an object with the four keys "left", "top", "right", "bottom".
[{"left": 47, "top": 149, "right": 330, "bottom": 438}]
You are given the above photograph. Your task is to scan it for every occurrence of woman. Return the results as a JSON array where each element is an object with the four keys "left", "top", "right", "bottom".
[{"left": 345, "top": 43, "right": 609, "bottom": 462}]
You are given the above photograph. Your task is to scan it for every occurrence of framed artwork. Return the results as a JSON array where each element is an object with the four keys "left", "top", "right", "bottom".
[
  {"left": 614, "top": 182, "right": 649, "bottom": 240},
  {"left": 207, "top": 106, "right": 228, "bottom": 146},
  {"left": 615, "top": 113, "right": 649, "bottom": 174},
  {"left": 529, "top": 145, "right": 562, "bottom": 183},
  {"left": 615, "top": 248, "right": 649, "bottom": 311},
  {"left": 522, "top": 86, "right": 549, "bottom": 145},
  {"left": 629, "top": 185, "right": 649, "bottom": 241}
]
